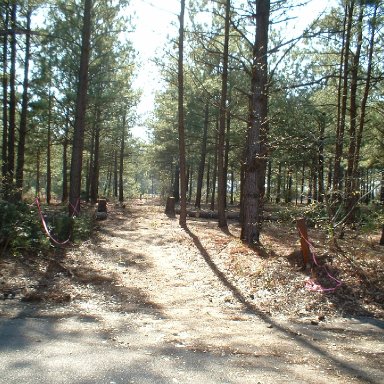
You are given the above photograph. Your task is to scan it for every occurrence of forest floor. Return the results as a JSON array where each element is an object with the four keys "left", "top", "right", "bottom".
[{"left": 0, "top": 199, "right": 383, "bottom": 383}]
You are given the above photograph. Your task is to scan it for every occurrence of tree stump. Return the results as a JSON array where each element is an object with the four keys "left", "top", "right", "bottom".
[
  {"left": 296, "top": 217, "right": 311, "bottom": 268},
  {"left": 165, "top": 196, "right": 176, "bottom": 217},
  {"left": 98, "top": 199, "right": 107, "bottom": 212},
  {"left": 380, "top": 224, "right": 384, "bottom": 246},
  {"left": 96, "top": 199, "right": 107, "bottom": 220}
]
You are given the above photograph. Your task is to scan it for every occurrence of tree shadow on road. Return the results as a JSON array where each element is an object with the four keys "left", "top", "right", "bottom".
[
  {"left": 0, "top": 243, "right": 165, "bottom": 353},
  {"left": 184, "top": 225, "right": 382, "bottom": 384}
]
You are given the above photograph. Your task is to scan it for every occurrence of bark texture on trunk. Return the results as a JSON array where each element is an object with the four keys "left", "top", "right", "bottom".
[
  {"left": 69, "top": 0, "right": 92, "bottom": 216},
  {"left": 6, "top": 2, "right": 17, "bottom": 199},
  {"left": 241, "top": 0, "right": 270, "bottom": 245},
  {"left": 2, "top": 5, "right": 9, "bottom": 185},
  {"left": 62, "top": 116, "right": 69, "bottom": 203},
  {"left": 15, "top": 8, "right": 32, "bottom": 201},
  {"left": 333, "top": 1, "right": 354, "bottom": 194},
  {"left": 177, "top": 0, "right": 187, "bottom": 227},
  {"left": 217, "top": 0, "right": 230, "bottom": 228},
  {"left": 119, "top": 115, "right": 126, "bottom": 203},
  {"left": 195, "top": 103, "right": 209, "bottom": 209}
]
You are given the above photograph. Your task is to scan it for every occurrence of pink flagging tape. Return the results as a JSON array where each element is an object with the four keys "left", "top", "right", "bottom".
[
  {"left": 69, "top": 199, "right": 80, "bottom": 217},
  {"left": 34, "top": 197, "right": 71, "bottom": 246},
  {"left": 299, "top": 228, "right": 342, "bottom": 293}
]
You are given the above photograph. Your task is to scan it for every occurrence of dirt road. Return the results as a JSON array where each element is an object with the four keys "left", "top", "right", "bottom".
[{"left": 0, "top": 202, "right": 383, "bottom": 383}]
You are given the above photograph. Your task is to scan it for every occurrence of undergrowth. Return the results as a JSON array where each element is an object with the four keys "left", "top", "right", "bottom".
[
  {"left": 0, "top": 200, "right": 94, "bottom": 257},
  {"left": 270, "top": 201, "right": 383, "bottom": 233},
  {"left": 0, "top": 200, "right": 50, "bottom": 257}
]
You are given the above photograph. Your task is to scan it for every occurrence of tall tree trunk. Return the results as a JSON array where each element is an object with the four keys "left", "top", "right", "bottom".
[
  {"left": 46, "top": 91, "right": 52, "bottom": 205},
  {"left": 61, "top": 115, "right": 69, "bottom": 203},
  {"left": 318, "top": 113, "right": 325, "bottom": 203},
  {"left": 239, "top": 164, "right": 245, "bottom": 224},
  {"left": 282, "top": 163, "right": 287, "bottom": 201},
  {"left": 300, "top": 162, "right": 305, "bottom": 204},
  {"left": 333, "top": 1, "right": 354, "bottom": 194},
  {"left": 286, "top": 168, "right": 293, "bottom": 203},
  {"left": 113, "top": 149, "right": 118, "bottom": 198},
  {"left": 119, "top": 115, "right": 126, "bottom": 203},
  {"left": 69, "top": 0, "right": 92, "bottom": 216},
  {"left": 266, "top": 159, "right": 272, "bottom": 201},
  {"left": 308, "top": 166, "right": 313, "bottom": 205},
  {"left": 327, "top": 158, "right": 333, "bottom": 192},
  {"left": 186, "top": 164, "right": 190, "bottom": 197},
  {"left": 2, "top": 5, "right": 9, "bottom": 190},
  {"left": 295, "top": 167, "right": 299, "bottom": 205},
  {"left": 6, "top": 2, "right": 17, "bottom": 199},
  {"left": 90, "top": 116, "right": 100, "bottom": 204},
  {"left": 353, "top": 4, "right": 377, "bottom": 193},
  {"left": 210, "top": 123, "right": 218, "bottom": 211},
  {"left": 177, "top": 0, "right": 187, "bottom": 227},
  {"left": 224, "top": 96, "right": 231, "bottom": 207},
  {"left": 195, "top": 102, "right": 209, "bottom": 208},
  {"left": 345, "top": 3, "right": 363, "bottom": 217},
  {"left": 230, "top": 169, "right": 234, "bottom": 205},
  {"left": 85, "top": 159, "right": 90, "bottom": 201},
  {"left": 86, "top": 117, "right": 95, "bottom": 202},
  {"left": 276, "top": 162, "right": 282, "bottom": 204},
  {"left": 241, "top": 0, "right": 270, "bottom": 245},
  {"left": 217, "top": 0, "right": 230, "bottom": 228},
  {"left": 312, "top": 157, "right": 318, "bottom": 203},
  {"left": 363, "top": 169, "right": 369, "bottom": 204},
  {"left": 15, "top": 8, "right": 32, "bottom": 201},
  {"left": 205, "top": 158, "right": 211, "bottom": 205},
  {"left": 188, "top": 165, "right": 193, "bottom": 203},
  {"left": 85, "top": 158, "right": 91, "bottom": 202},
  {"left": 36, "top": 148, "right": 40, "bottom": 197}
]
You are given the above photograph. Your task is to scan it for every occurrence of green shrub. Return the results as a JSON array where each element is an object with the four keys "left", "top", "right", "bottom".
[
  {"left": 71, "top": 211, "right": 94, "bottom": 242},
  {"left": 357, "top": 203, "right": 384, "bottom": 233},
  {"left": 0, "top": 200, "right": 96, "bottom": 256},
  {"left": 0, "top": 200, "right": 50, "bottom": 256}
]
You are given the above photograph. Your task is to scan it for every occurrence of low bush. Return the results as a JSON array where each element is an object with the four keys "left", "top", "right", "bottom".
[
  {"left": 0, "top": 200, "right": 95, "bottom": 257},
  {"left": 0, "top": 200, "right": 50, "bottom": 256}
]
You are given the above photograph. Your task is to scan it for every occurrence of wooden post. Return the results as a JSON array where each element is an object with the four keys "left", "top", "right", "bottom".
[
  {"left": 165, "top": 196, "right": 176, "bottom": 217},
  {"left": 296, "top": 217, "right": 311, "bottom": 267}
]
